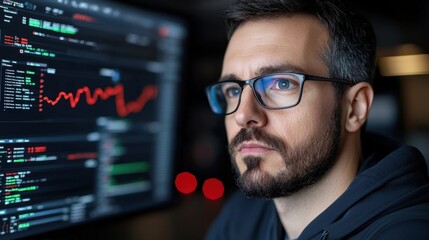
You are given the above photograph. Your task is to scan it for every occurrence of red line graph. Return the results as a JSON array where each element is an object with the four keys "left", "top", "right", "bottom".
[{"left": 42, "top": 84, "right": 158, "bottom": 117}]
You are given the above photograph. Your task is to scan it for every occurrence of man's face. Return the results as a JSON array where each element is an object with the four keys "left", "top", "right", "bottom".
[{"left": 222, "top": 15, "right": 343, "bottom": 198}]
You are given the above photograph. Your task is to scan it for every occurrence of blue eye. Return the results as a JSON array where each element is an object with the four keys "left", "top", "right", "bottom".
[
  {"left": 275, "top": 79, "right": 292, "bottom": 90},
  {"left": 226, "top": 87, "right": 240, "bottom": 98},
  {"left": 221, "top": 83, "right": 241, "bottom": 98},
  {"left": 259, "top": 75, "right": 299, "bottom": 92}
]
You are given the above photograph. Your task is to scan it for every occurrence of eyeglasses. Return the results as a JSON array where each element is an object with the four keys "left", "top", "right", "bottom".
[{"left": 205, "top": 72, "right": 354, "bottom": 115}]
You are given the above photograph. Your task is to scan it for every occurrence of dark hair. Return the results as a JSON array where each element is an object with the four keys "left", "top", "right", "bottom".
[{"left": 224, "top": 0, "right": 376, "bottom": 96}]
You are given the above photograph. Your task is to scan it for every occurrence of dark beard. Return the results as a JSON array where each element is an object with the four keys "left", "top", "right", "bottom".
[{"left": 229, "top": 104, "right": 342, "bottom": 199}]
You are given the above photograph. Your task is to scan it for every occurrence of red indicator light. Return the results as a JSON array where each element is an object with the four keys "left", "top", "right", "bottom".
[
  {"left": 175, "top": 172, "right": 197, "bottom": 194},
  {"left": 202, "top": 178, "right": 224, "bottom": 200},
  {"left": 159, "top": 27, "right": 169, "bottom": 37},
  {"left": 73, "top": 13, "right": 94, "bottom": 23}
]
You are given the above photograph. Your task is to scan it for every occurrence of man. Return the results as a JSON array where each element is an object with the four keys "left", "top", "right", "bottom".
[{"left": 204, "top": 0, "right": 429, "bottom": 239}]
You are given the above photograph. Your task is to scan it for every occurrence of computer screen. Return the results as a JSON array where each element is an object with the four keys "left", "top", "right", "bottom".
[{"left": 0, "top": 0, "right": 187, "bottom": 239}]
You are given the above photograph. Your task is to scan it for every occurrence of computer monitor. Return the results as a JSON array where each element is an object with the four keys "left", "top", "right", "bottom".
[{"left": 0, "top": 0, "right": 187, "bottom": 239}]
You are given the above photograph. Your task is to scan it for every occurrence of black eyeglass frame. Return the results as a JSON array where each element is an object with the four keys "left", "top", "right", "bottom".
[{"left": 205, "top": 72, "right": 355, "bottom": 115}]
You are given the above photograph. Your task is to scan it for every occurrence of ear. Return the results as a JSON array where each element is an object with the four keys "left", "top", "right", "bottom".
[{"left": 344, "top": 82, "right": 374, "bottom": 133}]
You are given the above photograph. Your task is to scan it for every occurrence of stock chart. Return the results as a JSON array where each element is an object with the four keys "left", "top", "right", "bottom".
[{"left": 0, "top": 0, "right": 187, "bottom": 239}]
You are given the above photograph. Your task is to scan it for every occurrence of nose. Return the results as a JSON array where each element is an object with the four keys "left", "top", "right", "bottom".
[{"left": 233, "top": 86, "right": 267, "bottom": 128}]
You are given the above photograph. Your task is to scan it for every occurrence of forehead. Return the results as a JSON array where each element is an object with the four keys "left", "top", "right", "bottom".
[{"left": 222, "top": 14, "right": 330, "bottom": 79}]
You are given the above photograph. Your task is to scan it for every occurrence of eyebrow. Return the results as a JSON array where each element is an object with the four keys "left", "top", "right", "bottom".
[{"left": 219, "top": 63, "right": 305, "bottom": 82}]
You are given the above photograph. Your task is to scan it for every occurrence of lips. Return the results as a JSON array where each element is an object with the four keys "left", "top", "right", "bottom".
[{"left": 238, "top": 141, "right": 274, "bottom": 155}]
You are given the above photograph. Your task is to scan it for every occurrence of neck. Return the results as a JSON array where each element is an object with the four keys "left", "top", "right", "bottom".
[{"left": 274, "top": 134, "right": 361, "bottom": 239}]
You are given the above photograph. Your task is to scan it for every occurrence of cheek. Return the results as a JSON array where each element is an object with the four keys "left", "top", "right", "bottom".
[
  {"left": 269, "top": 113, "right": 304, "bottom": 147},
  {"left": 225, "top": 117, "right": 239, "bottom": 143},
  {"left": 270, "top": 98, "right": 335, "bottom": 146}
]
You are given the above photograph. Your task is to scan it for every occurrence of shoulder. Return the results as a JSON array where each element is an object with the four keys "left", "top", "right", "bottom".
[
  {"left": 205, "top": 190, "right": 277, "bottom": 240},
  {"left": 359, "top": 203, "right": 429, "bottom": 239}
]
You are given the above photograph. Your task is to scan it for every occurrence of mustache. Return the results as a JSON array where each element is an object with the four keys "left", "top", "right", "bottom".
[{"left": 228, "top": 128, "right": 284, "bottom": 155}]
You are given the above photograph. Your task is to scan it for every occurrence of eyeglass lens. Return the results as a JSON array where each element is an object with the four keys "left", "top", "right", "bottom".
[{"left": 208, "top": 73, "right": 303, "bottom": 114}]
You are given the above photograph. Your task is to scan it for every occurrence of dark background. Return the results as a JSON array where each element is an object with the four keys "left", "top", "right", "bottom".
[{"left": 32, "top": 0, "right": 429, "bottom": 239}]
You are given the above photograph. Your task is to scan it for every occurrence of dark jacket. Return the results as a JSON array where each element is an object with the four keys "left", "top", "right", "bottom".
[{"left": 205, "top": 134, "right": 429, "bottom": 239}]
